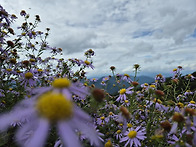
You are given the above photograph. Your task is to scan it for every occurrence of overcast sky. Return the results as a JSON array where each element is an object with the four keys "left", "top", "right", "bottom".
[{"left": 2, "top": 0, "right": 196, "bottom": 78}]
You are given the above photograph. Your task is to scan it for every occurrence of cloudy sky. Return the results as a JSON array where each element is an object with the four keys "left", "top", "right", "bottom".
[{"left": 2, "top": 0, "right": 196, "bottom": 78}]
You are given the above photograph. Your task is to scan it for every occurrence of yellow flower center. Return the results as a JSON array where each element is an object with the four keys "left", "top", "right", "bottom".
[
  {"left": 25, "top": 72, "right": 33, "bottom": 79},
  {"left": 173, "top": 68, "right": 177, "bottom": 72},
  {"left": 144, "top": 83, "right": 148, "bottom": 86},
  {"left": 109, "top": 112, "right": 113, "bottom": 115},
  {"left": 127, "top": 123, "right": 133, "bottom": 128},
  {"left": 6, "top": 68, "right": 12, "bottom": 72},
  {"left": 17, "top": 70, "right": 21, "bottom": 73},
  {"left": 120, "top": 88, "right": 126, "bottom": 94},
  {"left": 32, "top": 31, "right": 36, "bottom": 35},
  {"left": 119, "top": 123, "right": 123, "bottom": 127},
  {"left": 125, "top": 100, "right": 129, "bottom": 103},
  {"left": 21, "top": 32, "right": 26, "bottom": 36},
  {"left": 37, "top": 68, "right": 43, "bottom": 72},
  {"left": 104, "top": 140, "right": 112, "bottom": 147},
  {"left": 128, "top": 130, "right": 137, "bottom": 138},
  {"left": 84, "top": 60, "right": 90, "bottom": 65},
  {"left": 190, "top": 100, "right": 195, "bottom": 104},
  {"left": 116, "top": 130, "right": 121, "bottom": 134},
  {"left": 36, "top": 92, "right": 73, "bottom": 122},
  {"left": 52, "top": 78, "right": 71, "bottom": 88},
  {"left": 124, "top": 74, "right": 130, "bottom": 77},
  {"left": 177, "top": 102, "right": 184, "bottom": 108},
  {"left": 30, "top": 58, "right": 36, "bottom": 62},
  {"left": 101, "top": 116, "right": 105, "bottom": 120},
  {"left": 150, "top": 85, "right": 156, "bottom": 88}
]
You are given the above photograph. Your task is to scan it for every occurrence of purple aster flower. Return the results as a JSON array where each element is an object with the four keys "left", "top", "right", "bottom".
[
  {"left": 114, "top": 129, "right": 123, "bottom": 140},
  {"left": 155, "top": 74, "right": 165, "bottom": 83},
  {"left": 116, "top": 87, "right": 134, "bottom": 102},
  {"left": 121, "top": 74, "right": 132, "bottom": 83},
  {"left": 0, "top": 78, "right": 101, "bottom": 147},
  {"left": 96, "top": 116, "right": 109, "bottom": 126},
  {"left": 184, "top": 90, "right": 194, "bottom": 96},
  {"left": 141, "top": 83, "right": 149, "bottom": 90},
  {"left": 90, "top": 78, "right": 98, "bottom": 82},
  {"left": 20, "top": 70, "right": 37, "bottom": 88},
  {"left": 102, "top": 76, "right": 110, "bottom": 82},
  {"left": 120, "top": 126, "right": 146, "bottom": 147},
  {"left": 185, "top": 74, "right": 196, "bottom": 81},
  {"left": 187, "top": 101, "right": 196, "bottom": 108},
  {"left": 82, "top": 60, "right": 94, "bottom": 69}
]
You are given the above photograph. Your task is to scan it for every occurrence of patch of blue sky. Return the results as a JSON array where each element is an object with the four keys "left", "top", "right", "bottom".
[
  {"left": 190, "top": 28, "right": 196, "bottom": 38},
  {"left": 133, "top": 30, "right": 153, "bottom": 38},
  {"left": 185, "top": 28, "right": 196, "bottom": 39}
]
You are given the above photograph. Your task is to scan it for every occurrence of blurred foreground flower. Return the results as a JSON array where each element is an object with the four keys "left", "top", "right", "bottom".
[{"left": 0, "top": 78, "right": 101, "bottom": 147}]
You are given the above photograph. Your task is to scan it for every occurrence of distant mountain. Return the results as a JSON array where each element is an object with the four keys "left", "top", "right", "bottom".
[{"left": 90, "top": 75, "right": 154, "bottom": 95}]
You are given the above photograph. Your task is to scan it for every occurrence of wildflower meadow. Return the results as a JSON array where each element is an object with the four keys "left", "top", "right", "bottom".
[{"left": 1, "top": 5, "right": 196, "bottom": 147}]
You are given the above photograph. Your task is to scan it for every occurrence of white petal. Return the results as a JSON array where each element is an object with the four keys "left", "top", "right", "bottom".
[{"left": 57, "top": 121, "right": 81, "bottom": 147}]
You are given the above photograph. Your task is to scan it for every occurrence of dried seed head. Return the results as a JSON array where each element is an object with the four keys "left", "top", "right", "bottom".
[
  {"left": 132, "top": 81, "right": 139, "bottom": 87},
  {"left": 0, "top": 10, "right": 8, "bottom": 16},
  {"left": 92, "top": 88, "right": 105, "bottom": 102},
  {"left": 120, "top": 106, "right": 130, "bottom": 119},
  {"left": 9, "top": 58, "right": 17, "bottom": 64},
  {"left": 160, "top": 120, "right": 171, "bottom": 132},
  {"left": 22, "top": 60, "right": 29, "bottom": 66},
  {"left": 185, "top": 108, "right": 196, "bottom": 116},
  {"left": 8, "top": 28, "right": 14, "bottom": 35},
  {"left": 7, "top": 41, "right": 15, "bottom": 48},
  {"left": 134, "top": 64, "right": 140, "bottom": 70},
  {"left": 155, "top": 90, "right": 165, "bottom": 97},
  {"left": 110, "top": 66, "right": 115, "bottom": 71},
  {"left": 172, "top": 79, "right": 179, "bottom": 84},
  {"left": 172, "top": 112, "right": 184, "bottom": 123}
]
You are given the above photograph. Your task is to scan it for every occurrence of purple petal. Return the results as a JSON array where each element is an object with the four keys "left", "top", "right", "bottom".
[
  {"left": 74, "top": 105, "right": 92, "bottom": 122},
  {"left": 27, "top": 119, "right": 49, "bottom": 147},
  {"left": 57, "top": 121, "right": 81, "bottom": 147},
  {"left": 70, "top": 117, "right": 101, "bottom": 147},
  {"left": 0, "top": 108, "right": 35, "bottom": 131},
  {"left": 120, "top": 136, "right": 129, "bottom": 143},
  {"left": 124, "top": 139, "right": 130, "bottom": 147}
]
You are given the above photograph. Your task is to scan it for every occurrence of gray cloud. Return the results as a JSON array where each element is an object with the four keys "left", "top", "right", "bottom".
[
  {"left": 1, "top": 0, "right": 196, "bottom": 77},
  {"left": 54, "top": 31, "right": 109, "bottom": 54},
  {"left": 133, "top": 41, "right": 153, "bottom": 52}
]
